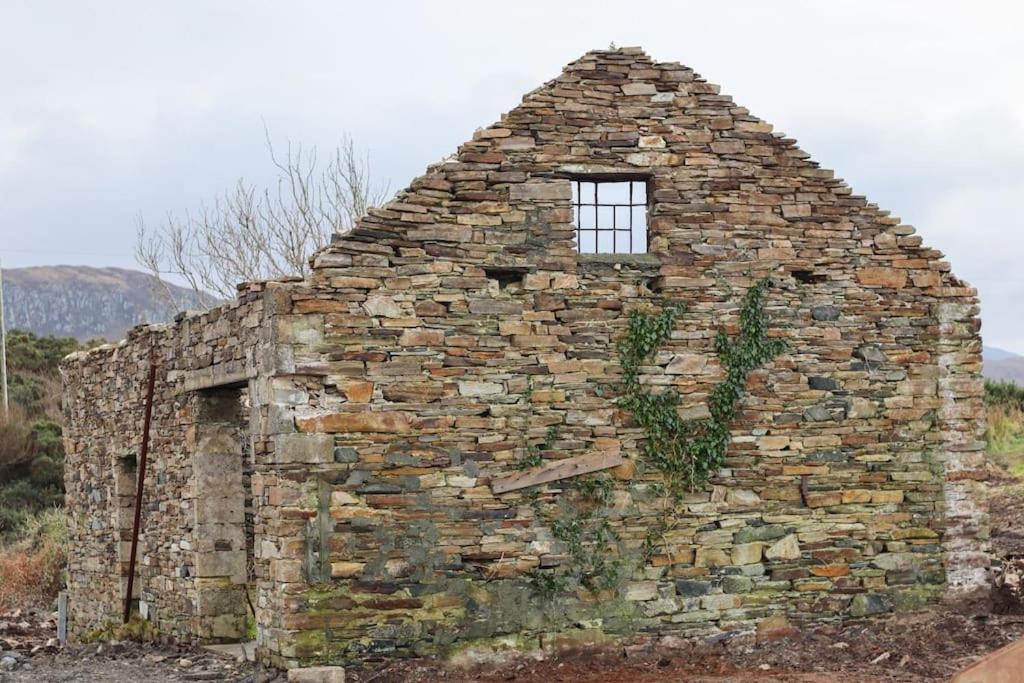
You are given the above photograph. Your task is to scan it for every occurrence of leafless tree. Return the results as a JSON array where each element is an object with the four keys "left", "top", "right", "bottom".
[{"left": 135, "top": 132, "right": 391, "bottom": 313}]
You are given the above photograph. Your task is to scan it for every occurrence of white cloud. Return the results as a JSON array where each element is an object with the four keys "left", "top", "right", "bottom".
[{"left": 0, "top": 0, "right": 1022, "bottom": 346}]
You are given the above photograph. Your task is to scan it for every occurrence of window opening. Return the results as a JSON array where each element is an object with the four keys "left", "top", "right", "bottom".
[
  {"left": 792, "top": 270, "right": 826, "bottom": 284},
  {"left": 572, "top": 179, "right": 648, "bottom": 254},
  {"left": 483, "top": 266, "right": 528, "bottom": 289}
]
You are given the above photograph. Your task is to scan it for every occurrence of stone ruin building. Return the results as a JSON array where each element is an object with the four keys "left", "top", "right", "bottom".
[{"left": 62, "top": 48, "right": 989, "bottom": 670}]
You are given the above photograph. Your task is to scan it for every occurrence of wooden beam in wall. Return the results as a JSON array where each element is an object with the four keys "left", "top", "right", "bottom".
[{"left": 490, "top": 452, "right": 625, "bottom": 494}]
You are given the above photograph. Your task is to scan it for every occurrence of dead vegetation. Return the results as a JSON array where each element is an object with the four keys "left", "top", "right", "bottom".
[{"left": 0, "top": 508, "right": 66, "bottom": 613}]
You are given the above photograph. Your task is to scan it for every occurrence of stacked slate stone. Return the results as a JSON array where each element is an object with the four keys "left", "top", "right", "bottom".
[
  {"left": 62, "top": 283, "right": 272, "bottom": 640},
  {"left": 62, "top": 47, "right": 988, "bottom": 670}
]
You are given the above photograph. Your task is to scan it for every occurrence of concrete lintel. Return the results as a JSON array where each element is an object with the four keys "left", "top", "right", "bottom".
[{"left": 183, "top": 361, "right": 256, "bottom": 392}]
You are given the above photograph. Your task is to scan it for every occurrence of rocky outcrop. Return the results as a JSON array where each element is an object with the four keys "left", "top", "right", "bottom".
[{"left": 3, "top": 266, "right": 209, "bottom": 341}]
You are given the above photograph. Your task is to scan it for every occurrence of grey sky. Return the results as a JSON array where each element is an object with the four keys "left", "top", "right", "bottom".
[{"left": 2, "top": 1, "right": 1022, "bottom": 349}]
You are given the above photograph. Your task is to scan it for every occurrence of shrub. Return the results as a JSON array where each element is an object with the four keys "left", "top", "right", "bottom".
[
  {"left": 0, "top": 471, "right": 64, "bottom": 541},
  {"left": 985, "top": 380, "right": 1024, "bottom": 474},
  {"left": 0, "top": 404, "right": 35, "bottom": 472},
  {"left": 0, "top": 330, "right": 77, "bottom": 541},
  {"left": 986, "top": 379, "right": 1024, "bottom": 410},
  {"left": 4, "top": 330, "right": 82, "bottom": 374},
  {"left": 0, "top": 508, "right": 67, "bottom": 611},
  {"left": 0, "top": 411, "right": 66, "bottom": 538},
  {"left": 8, "top": 373, "right": 44, "bottom": 413},
  {"left": 0, "top": 505, "right": 29, "bottom": 538}
]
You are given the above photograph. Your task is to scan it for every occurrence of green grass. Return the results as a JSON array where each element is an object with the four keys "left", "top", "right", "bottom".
[{"left": 985, "top": 380, "right": 1024, "bottom": 475}]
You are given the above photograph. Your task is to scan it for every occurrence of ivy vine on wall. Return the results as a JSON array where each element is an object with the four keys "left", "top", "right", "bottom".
[
  {"left": 525, "top": 278, "right": 786, "bottom": 596},
  {"left": 618, "top": 277, "right": 786, "bottom": 501}
]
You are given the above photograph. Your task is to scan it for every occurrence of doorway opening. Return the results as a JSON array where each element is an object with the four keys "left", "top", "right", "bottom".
[{"left": 192, "top": 385, "right": 255, "bottom": 642}]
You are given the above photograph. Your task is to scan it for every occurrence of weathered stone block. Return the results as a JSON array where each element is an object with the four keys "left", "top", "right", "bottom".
[
  {"left": 765, "top": 535, "right": 801, "bottom": 561},
  {"left": 210, "top": 613, "right": 247, "bottom": 640},
  {"left": 846, "top": 397, "right": 878, "bottom": 419},
  {"left": 330, "top": 562, "right": 365, "bottom": 578},
  {"left": 399, "top": 329, "right": 444, "bottom": 347},
  {"left": 808, "top": 376, "right": 840, "bottom": 391},
  {"left": 624, "top": 581, "right": 659, "bottom": 601},
  {"left": 296, "top": 411, "right": 411, "bottom": 434},
  {"left": 855, "top": 345, "right": 888, "bottom": 363},
  {"left": 196, "top": 579, "right": 247, "bottom": 616},
  {"left": 458, "top": 381, "right": 504, "bottom": 397},
  {"left": 731, "top": 543, "right": 763, "bottom": 565},
  {"left": 195, "top": 550, "right": 246, "bottom": 580},
  {"left": 857, "top": 267, "right": 907, "bottom": 288},
  {"left": 621, "top": 82, "right": 657, "bottom": 95},
  {"left": 722, "top": 575, "right": 753, "bottom": 593},
  {"left": 701, "top": 594, "right": 742, "bottom": 610},
  {"left": 675, "top": 580, "right": 713, "bottom": 597},
  {"left": 810, "top": 305, "right": 840, "bottom": 321},
  {"left": 872, "top": 490, "right": 905, "bottom": 504},
  {"left": 695, "top": 547, "right": 730, "bottom": 567},
  {"left": 275, "top": 433, "right": 335, "bottom": 464},
  {"left": 509, "top": 182, "right": 571, "bottom": 201},
  {"left": 340, "top": 381, "right": 374, "bottom": 403},
  {"left": 850, "top": 593, "right": 892, "bottom": 617},
  {"left": 193, "top": 451, "right": 243, "bottom": 490},
  {"left": 665, "top": 354, "right": 707, "bottom": 374},
  {"left": 734, "top": 525, "right": 785, "bottom": 544},
  {"left": 195, "top": 495, "right": 244, "bottom": 525},
  {"left": 363, "top": 296, "right": 403, "bottom": 318},
  {"left": 288, "top": 666, "right": 346, "bottom": 683}
]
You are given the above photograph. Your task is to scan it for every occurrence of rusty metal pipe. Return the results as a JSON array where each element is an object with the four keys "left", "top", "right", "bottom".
[{"left": 123, "top": 346, "right": 158, "bottom": 624}]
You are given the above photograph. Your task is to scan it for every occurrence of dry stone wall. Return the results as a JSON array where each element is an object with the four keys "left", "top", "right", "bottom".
[
  {"left": 63, "top": 47, "right": 988, "bottom": 669},
  {"left": 62, "top": 284, "right": 274, "bottom": 641}
]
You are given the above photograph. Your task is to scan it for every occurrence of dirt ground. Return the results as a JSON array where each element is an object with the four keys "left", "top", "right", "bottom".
[
  {"left": 0, "top": 613, "right": 268, "bottom": 683},
  {"left": 5, "top": 605, "right": 1021, "bottom": 683},
  {"left": 342, "top": 606, "right": 1024, "bottom": 683},
  {"left": 4, "top": 474, "right": 1023, "bottom": 683}
]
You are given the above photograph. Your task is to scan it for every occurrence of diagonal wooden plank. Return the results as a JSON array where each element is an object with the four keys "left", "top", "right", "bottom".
[
  {"left": 953, "top": 638, "right": 1024, "bottom": 683},
  {"left": 490, "top": 452, "right": 625, "bottom": 494}
]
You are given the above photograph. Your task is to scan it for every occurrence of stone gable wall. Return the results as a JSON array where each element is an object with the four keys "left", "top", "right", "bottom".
[{"left": 62, "top": 48, "right": 988, "bottom": 668}]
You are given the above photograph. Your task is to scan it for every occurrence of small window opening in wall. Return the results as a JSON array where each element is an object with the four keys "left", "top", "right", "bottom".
[
  {"left": 122, "top": 452, "right": 137, "bottom": 472},
  {"left": 572, "top": 179, "right": 648, "bottom": 254},
  {"left": 483, "top": 266, "right": 528, "bottom": 289},
  {"left": 792, "top": 270, "right": 826, "bottom": 284}
]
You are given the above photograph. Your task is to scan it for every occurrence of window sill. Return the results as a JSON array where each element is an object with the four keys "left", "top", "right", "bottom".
[{"left": 577, "top": 253, "right": 662, "bottom": 267}]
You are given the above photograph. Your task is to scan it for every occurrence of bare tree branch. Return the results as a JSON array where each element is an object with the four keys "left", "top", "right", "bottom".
[{"left": 135, "top": 132, "right": 390, "bottom": 309}]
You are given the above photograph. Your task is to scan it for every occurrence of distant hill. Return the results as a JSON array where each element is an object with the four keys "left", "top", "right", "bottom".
[
  {"left": 1, "top": 266, "right": 211, "bottom": 342},
  {"left": 985, "top": 346, "right": 1024, "bottom": 384}
]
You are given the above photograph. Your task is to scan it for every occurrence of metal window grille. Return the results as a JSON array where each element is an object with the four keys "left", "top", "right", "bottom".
[{"left": 571, "top": 180, "right": 648, "bottom": 254}]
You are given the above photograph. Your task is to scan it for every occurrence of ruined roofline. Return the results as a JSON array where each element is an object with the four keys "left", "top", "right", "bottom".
[
  {"left": 319, "top": 46, "right": 973, "bottom": 294},
  {"left": 59, "top": 277, "right": 293, "bottom": 367}
]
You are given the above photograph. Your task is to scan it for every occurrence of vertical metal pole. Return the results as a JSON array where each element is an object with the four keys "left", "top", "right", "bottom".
[
  {"left": 0, "top": 259, "right": 8, "bottom": 417},
  {"left": 123, "top": 345, "right": 158, "bottom": 624}
]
